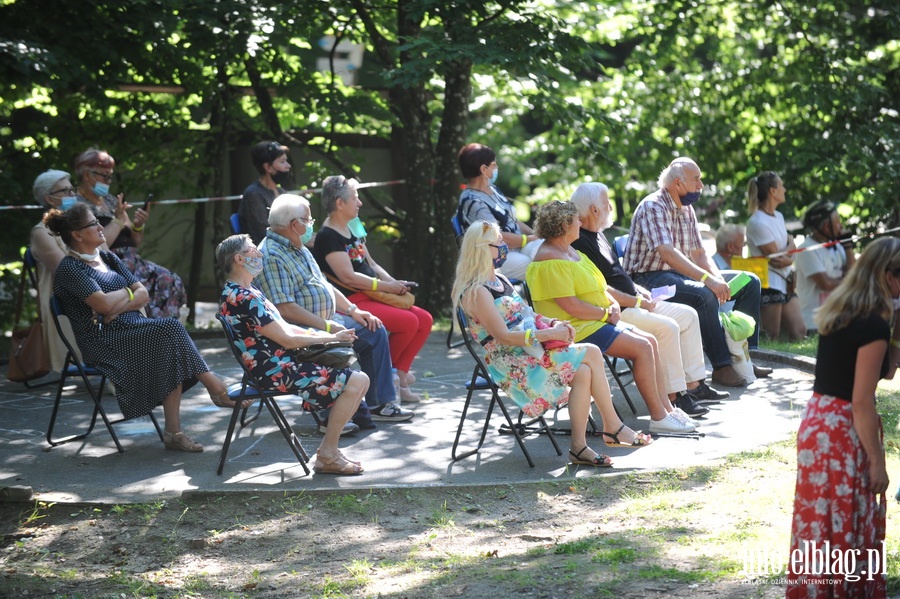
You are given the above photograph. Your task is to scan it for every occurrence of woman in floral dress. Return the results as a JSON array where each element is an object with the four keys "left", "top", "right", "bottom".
[
  {"left": 452, "top": 221, "right": 652, "bottom": 468},
  {"left": 787, "top": 237, "right": 900, "bottom": 598}
]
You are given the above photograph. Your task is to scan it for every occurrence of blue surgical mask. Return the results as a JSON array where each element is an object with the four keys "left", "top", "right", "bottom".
[
  {"left": 60, "top": 197, "right": 78, "bottom": 211},
  {"left": 300, "top": 222, "right": 314, "bottom": 245},
  {"left": 490, "top": 166, "right": 499, "bottom": 184},
  {"left": 93, "top": 182, "right": 110, "bottom": 197},
  {"left": 680, "top": 190, "right": 701, "bottom": 207},
  {"left": 491, "top": 243, "right": 509, "bottom": 269},
  {"left": 242, "top": 255, "right": 264, "bottom": 277},
  {"left": 348, "top": 217, "right": 367, "bottom": 239}
]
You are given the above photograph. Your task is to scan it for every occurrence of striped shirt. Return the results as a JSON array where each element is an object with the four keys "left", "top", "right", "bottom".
[
  {"left": 623, "top": 188, "right": 703, "bottom": 275},
  {"left": 256, "top": 230, "right": 336, "bottom": 320}
]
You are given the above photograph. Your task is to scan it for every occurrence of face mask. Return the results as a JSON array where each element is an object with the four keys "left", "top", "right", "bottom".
[
  {"left": 93, "top": 182, "right": 110, "bottom": 197},
  {"left": 242, "top": 255, "right": 264, "bottom": 277},
  {"left": 60, "top": 197, "right": 78, "bottom": 211},
  {"left": 680, "top": 190, "right": 701, "bottom": 206},
  {"left": 492, "top": 243, "right": 509, "bottom": 269},
  {"left": 893, "top": 297, "right": 900, "bottom": 311},
  {"left": 348, "top": 217, "right": 367, "bottom": 239},
  {"left": 271, "top": 170, "right": 293, "bottom": 188},
  {"left": 490, "top": 166, "right": 499, "bottom": 184},
  {"left": 71, "top": 248, "right": 101, "bottom": 261},
  {"left": 300, "top": 222, "right": 314, "bottom": 245}
]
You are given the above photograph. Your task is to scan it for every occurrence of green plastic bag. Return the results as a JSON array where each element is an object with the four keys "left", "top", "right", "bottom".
[{"left": 719, "top": 310, "right": 756, "bottom": 342}]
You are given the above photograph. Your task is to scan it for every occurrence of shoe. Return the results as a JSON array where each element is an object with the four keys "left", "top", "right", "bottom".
[
  {"left": 669, "top": 409, "right": 698, "bottom": 432},
  {"left": 163, "top": 431, "right": 204, "bottom": 452},
  {"left": 649, "top": 412, "right": 696, "bottom": 434},
  {"left": 398, "top": 385, "right": 422, "bottom": 403},
  {"left": 210, "top": 390, "right": 254, "bottom": 410},
  {"left": 688, "top": 381, "right": 730, "bottom": 403},
  {"left": 314, "top": 453, "right": 364, "bottom": 475},
  {"left": 370, "top": 402, "right": 414, "bottom": 422},
  {"left": 674, "top": 392, "right": 710, "bottom": 417},
  {"left": 602, "top": 424, "right": 652, "bottom": 448},
  {"left": 753, "top": 364, "right": 773, "bottom": 378},
  {"left": 711, "top": 364, "right": 748, "bottom": 387},
  {"left": 352, "top": 417, "right": 377, "bottom": 430},
  {"left": 317, "top": 420, "right": 360, "bottom": 436},
  {"left": 568, "top": 446, "right": 613, "bottom": 467}
]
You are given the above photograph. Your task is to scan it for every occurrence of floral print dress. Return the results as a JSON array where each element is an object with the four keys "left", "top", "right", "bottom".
[
  {"left": 465, "top": 278, "right": 586, "bottom": 418},
  {"left": 219, "top": 281, "right": 352, "bottom": 410}
]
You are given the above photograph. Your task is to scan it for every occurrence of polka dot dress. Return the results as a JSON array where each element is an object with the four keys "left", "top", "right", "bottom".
[{"left": 54, "top": 253, "right": 209, "bottom": 420}]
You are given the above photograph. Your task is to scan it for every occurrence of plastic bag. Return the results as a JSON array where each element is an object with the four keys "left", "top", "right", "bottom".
[{"left": 719, "top": 310, "right": 756, "bottom": 342}]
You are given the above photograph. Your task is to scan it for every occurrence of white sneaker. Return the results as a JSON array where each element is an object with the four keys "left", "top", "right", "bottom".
[
  {"left": 649, "top": 412, "right": 696, "bottom": 434},
  {"left": 371, "top": 402, "right": 415, "bottom": 422}
]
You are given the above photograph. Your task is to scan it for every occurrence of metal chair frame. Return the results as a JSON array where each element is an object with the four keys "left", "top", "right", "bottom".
[{"left": 46, "top": 295, "right": 163, "bottom": 452}]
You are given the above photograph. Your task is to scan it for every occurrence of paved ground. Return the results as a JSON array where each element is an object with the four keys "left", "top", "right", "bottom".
[{"left": 0, "top": 315, "right": 815, "bottom": 505}]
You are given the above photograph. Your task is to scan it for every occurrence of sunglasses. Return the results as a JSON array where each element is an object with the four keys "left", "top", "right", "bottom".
[{"left": 75, "top": 219, "right": 101, "bottom": 230}]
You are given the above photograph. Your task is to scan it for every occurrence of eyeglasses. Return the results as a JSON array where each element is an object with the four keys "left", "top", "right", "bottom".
[
  {"left": 293, "top": 216, "right": 315, "bottom": 226},
  {"left": 50, "top": 186, "right": 76, "bottom": 196},
  {"left": 90, "top": 170, "right": 113, "bottom": 183},
  {"left": 75, "top": 219, "right": 101, "bottom": 230}
]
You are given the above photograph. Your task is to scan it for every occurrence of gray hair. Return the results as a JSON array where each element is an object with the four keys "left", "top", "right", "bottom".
[
  {"left": 269, "top": 193, "right": 310, "bottom": 228},
  {"left": 321, "top": 175, "right": 359, "bottom": 214},
  {"left": 33, "top": 170, "right": 70, "bottom": 205},
  {"left": 215, "top": 234, "right": 252, "bottom": 275},
  {"left": 715, "top": 224, "right": 746, "bottom": 254},
  {"left": 657, "top": 157, "right": 698, "bottom": 189},
  {"left": 569, "top": 182, "right": 608, "bottom": 217}
]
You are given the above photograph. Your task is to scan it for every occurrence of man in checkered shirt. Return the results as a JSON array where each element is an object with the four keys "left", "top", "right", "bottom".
[{"left": 623, "top": 157, "right": 768, "bottom": 388}]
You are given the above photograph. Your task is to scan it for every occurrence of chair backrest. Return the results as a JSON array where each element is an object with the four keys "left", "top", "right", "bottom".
[
  {"left": 449, "top": 213, "right": 464, "bottom": 237},
  {"left": 216, "top": 312, "right": 249, "bottom": 372},
  {"left": 22, "top": 247, "right": 40, "bottom": 291},
  {"left": 229, "top": 213, "right": 242, "bottom": 234},
  {"left": 614, "top": 234, "right": 629, "bottom": 259},
  {"left": 49, "top": 295, "right": 86, "bottom": 365},
  {"left": 456, "top": 307, "right": 494, "bottom": 383}
]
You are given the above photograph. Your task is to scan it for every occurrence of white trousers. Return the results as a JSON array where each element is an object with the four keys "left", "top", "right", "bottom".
[
  {"left": 618, "top": 301, "right": 706, "bottom": 394},
  {"left": 499, "top": 240, "right": 542, "bottom": 281}
]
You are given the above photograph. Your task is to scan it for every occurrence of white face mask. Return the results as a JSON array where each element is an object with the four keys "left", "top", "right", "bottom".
[{"left": 893, "top": 297, "right": 900, "bottom": 311}]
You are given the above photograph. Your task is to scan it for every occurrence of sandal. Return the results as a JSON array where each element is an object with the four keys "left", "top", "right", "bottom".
[
  {"left": 314, "top": 453, "right": 364, "bottom": 475},
  {"left": 568, "top": 446, "right": 612, "bottom": 468},
  {"left": 211, "top": 390, "right": 253, "bottom": 410},
  {"left": 602, "top": 424, "right": 653, "bottom": 448},
  {"left": 163, "top": 431, "right": 204, "bottom": 453}
]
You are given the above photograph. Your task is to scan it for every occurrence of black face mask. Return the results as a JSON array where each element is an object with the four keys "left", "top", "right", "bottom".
[{"left": 272, "top": 170, "right": 293, "bottom": 189}]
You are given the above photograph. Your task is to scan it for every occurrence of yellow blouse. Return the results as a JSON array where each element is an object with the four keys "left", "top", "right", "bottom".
[{"left": 525, "top": 251, "right": 612, "bottom": 342}]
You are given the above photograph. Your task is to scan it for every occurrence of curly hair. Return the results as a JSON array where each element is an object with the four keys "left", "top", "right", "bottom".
[{"left": 534, "top": 200, "right": 578, "bottom": 240}]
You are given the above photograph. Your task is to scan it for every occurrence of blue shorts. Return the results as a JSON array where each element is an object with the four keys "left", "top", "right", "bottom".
[{"left": 578, "top": 322, "right": 630, "bottom": 353}]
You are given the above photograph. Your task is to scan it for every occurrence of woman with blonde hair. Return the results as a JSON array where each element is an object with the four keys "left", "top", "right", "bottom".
[
  {"left": 787, "top": 236, "right": 900, "bottom": 597},
  {"left": 453, "top": 221, "right": 652, "bottom": 468}
]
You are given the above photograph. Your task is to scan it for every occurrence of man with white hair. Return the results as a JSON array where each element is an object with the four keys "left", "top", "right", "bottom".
[
  {"left": 712, "top": 224, "right": 747, "bottom": 270},
  {"left": 569, "top": 182, "right": 729, "bottom": 412},
  {"left": 256, "top": 194, "right": 414, "bottom": 432},
  {"left": 622, "top": 158, "right": 768, "bottom": 388}
]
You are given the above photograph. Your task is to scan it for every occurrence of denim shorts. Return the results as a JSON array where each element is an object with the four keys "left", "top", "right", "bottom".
[{"left": 578, "top": 322, "right": 630, "bottom": 352}]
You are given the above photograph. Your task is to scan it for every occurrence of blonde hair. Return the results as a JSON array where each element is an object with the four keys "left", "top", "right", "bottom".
[
  {"left": 815, "top": 236, "right": 900, "bottom": 335},
  {"left": 451, "top": 221, "right": 501, "bottom": 314}
]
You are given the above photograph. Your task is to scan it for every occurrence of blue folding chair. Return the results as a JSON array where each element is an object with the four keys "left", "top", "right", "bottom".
[
  {"left": 614, "top": 234, "right": 629, "bottom": 259},
  {"left": 229, "top": 213, "right": 242, "bottom": 234}
]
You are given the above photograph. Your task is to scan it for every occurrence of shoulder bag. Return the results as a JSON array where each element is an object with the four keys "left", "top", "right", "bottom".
[
  {"left": 292, "top": 341, "right": 358, "bottom": 369},
  {"left": 7, "top": 263, "right": 51, "bottom": 382}
]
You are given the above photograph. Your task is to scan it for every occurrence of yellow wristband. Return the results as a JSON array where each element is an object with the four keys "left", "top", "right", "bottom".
[
  {"left": 126, "top": 287, "right": 134, "bottom": 301},
  {"left": 132, "top": 224, "right": 144, "bottom": 232},
  {"left": 599, "top": 306, "right": 609, "bottom": 323},
  {"left": 325, "top": 321, "right": 331, "bottom": 333},
  {"left": 524, "top": 329, "right": 535, "bottom": 346},
  {"left": 521, "top": 234, "right": 528, "bottom": 249},
  {"left": 634, "top": 296, "right": 642, "bottom": 309},
  {"left": 891, "top": 339, "right": 900, "bottom": 349},
  {"left": 371, "top": 278, "right": 378, "bottom": 291},
  {"left": 700, "top": 273, "right": 709, "bottom": 283}
]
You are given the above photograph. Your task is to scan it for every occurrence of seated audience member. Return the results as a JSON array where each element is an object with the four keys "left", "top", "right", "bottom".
[
  {"left": 47, "top": 204, "right": 237, "bottom": 453},
  {"left": 527, "top": 201, "right": 698, "bottom": 432},
  {"left": 217, "top": 234, "right": 369, "bottom": 475},
  {"left": 314, "top": 175, "right": 432, "bottom": 405},
  {"left": 31, "top": 170, "right": 88, "bottom": 372},
  {"left": 794, "top": 200, "right": 856, "bottom": 334},
  {"left": 238, "top": 141, "right": 292, "bottom": 244},
  {"left": 712, "top": 224, "right": 746, "bottom": 271},
  {"left": 256, "top": 194, "right": 410, "bottom": 427},
  {"left": 456, "top": 143, "right": 540, "bottom": 280},
  {"left": 73, "top": 148, "right": 186, "bottom": 319},
  {"left": 622, "top": 157, "right": 769, "bottom": 387},
  {"left": 745, "top": 172, "right": 805, "bottom": 340},
  {"left": 569, "top": 183, "right": 729, "bottom": 406},
  {"left": 453, "top": 220, "right": 653, "bottom": 467}
]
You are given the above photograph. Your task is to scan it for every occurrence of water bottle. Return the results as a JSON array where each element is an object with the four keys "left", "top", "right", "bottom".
[{"left": 513, "top": 305, "right": 543, "bottom": 359}]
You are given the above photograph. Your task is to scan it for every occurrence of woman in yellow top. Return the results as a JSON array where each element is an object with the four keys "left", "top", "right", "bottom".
[{"left": 526, "top": 201, "right": 696, "bottom": 435}]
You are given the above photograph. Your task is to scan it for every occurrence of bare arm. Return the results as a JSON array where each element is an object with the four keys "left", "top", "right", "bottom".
[
  {"left": 756, "top": 240, "right": 794, "bottom": 268},
  {"left": 657, "top": 242, "right": 730, "bottom": 302},
  {"left": 275, "top": 301, "right": 343, "bottom": 332},
  {"left": 851, "top": 341, "right": 889, "bottom": 494},
  {"left": 464, "top": 286, "right": 571, "bottom": 346},
  {"left": 808, "top": 272, "right": 843, "bottom": 292},
  {"left": 83, "top": 282, "right": 149, "bottom": 321},
  {"left": 257, "top": 317, "right": 356, "bottom": 350},
  {"left": 325, "top": 248, "right": 408, "bottom": 295}
]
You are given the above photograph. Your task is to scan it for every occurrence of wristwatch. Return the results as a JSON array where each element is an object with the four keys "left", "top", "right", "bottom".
[{"left": 346, "top": 303, "right": 358, "bottom": 314}]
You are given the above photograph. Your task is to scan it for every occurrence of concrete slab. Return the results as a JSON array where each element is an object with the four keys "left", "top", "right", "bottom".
[{"left": 0, "top": 328, "right": 813, "bottom": 504}]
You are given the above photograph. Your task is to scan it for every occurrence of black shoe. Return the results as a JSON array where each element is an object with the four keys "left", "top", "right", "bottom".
[
  {"left": 353, "top": 417, "right": 377, "bottom": 430},
  {"left": 689, "top": 381, "right": 730, "bottom": 403},
  {"left": 674, "top": 392, "right": 710, "bottom": 417},
  {"left": 753, "top": 364, "right": 773, "bottom": 378}
]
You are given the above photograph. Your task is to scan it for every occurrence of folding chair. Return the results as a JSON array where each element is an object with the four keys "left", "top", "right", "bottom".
[
  {"left": 451, "top": 308, "right": 562, "bottom": 468},
  {"left": 46, "top": 295, "right": 164, "bottom": 452},
  {"left": 215, "top": 313, "right": 311, "bottom": 476},
  {"left": 613, "top": 234, "right": 629, "bottom": 259},
  {"left": 19, "top": 248, "right": 59, "bottom": 389},
  {"left": 229, "top": 213, "right": 242, "bottom": 234}
]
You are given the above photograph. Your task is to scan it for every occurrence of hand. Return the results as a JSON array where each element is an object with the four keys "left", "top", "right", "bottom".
[
  {"left": 605, "top": 303, "right": 621, "bottom": 325},
  {"left": 352, "top": 309, "right": 382, "bottom": 332},
  {"left": 868, "top": 462, "right": 889, "bottom": 495},
  {"left": 641, "top": 296, "right": 658, "bottom": 312},
  {"left": 549, "top": 323, "right": 572, "bottom": 342},
  {"left": 334, "top": 329, "right": 357, "bottom": 343},
  {"left": 114, "top": 194, "right": 130, "bottom": 221},
  {"left": 132, "top": 208, "right": 150, "bottom": 229},
  {"left": 705, "top": 276, "right": 731, "bottom": 303},
  {"left": 325, "top": 319, "right": 347, "bottom": 333},
  {"left": 383, "top": 280, "right": 409, "bottom": 294}
]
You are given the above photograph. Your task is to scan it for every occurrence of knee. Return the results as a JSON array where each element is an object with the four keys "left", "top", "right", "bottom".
[{"left": 348, "top": 371, "right": 370, "bottom": 396}]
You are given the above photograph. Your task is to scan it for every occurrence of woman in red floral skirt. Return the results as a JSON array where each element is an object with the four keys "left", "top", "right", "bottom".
[{"left": 787, "top": 237, "right": 900, "bottom": 598}]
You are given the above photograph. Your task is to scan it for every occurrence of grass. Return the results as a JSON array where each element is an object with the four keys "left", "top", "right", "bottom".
[{"left": 759, "top": 335, "right": 819, "bottom": 358}]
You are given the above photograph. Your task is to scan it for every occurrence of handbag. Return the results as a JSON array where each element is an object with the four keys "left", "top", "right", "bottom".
[
  {"left": 7, "top": 264, "right": 51, "bottom": 382},
  {"left": 534, "top": 314, "right": 569, "bottom": 351},
  {"left": 292, "top": 341, "right": 358, "bottom": 369},
  {"left": 324, "top": 272, "right": 415, "bottom": 310}
]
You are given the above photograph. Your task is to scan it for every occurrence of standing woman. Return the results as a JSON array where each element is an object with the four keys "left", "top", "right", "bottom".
[
  {"left": 314, "top": 175, "right": 432, "bottom": 407},
  {"left": 73, "top": 148, "right": 186, "bottom": 319},
  {"left": 787, "top": 237, "right": 900, "bottom": 597},
  {"left": 745, "top": 172, "right": 805, "bottom": 340},
  {"left": 45, "top": 203, "right": 239, "bottom": 452},
  {"left": 238, "top": 141, "right": 292, "bottom": 245}
]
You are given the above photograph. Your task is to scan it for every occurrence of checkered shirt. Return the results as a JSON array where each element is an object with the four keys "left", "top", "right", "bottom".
[
  {"left": 622, "top": 188, "right": 703, "bottom": 274},
  {"left": 256, "top": 230, "right": 336, "bottom": 320}
]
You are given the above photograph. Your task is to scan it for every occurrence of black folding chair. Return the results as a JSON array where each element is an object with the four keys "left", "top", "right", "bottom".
[
  {"left": 451, "top": 308, "right": 562, "bottom": 468},
  {"left": 215, "top": 313, "right": 311, "bottom": 476},
  {"left": 46, "top": 295, "right": 163, "bottom": 452}
]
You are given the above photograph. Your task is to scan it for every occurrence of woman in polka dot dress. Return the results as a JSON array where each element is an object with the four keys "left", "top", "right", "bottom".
[{"left": 45, "top": 204, "right": 244, "bottom": 453}]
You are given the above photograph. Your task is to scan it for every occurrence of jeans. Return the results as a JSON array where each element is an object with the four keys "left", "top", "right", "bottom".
[
  {"left": 339, "top": 314, "right": 396, "bottom": 408},
  {"left": 632, "top": 270, "right": 761, "bottom": 369}
]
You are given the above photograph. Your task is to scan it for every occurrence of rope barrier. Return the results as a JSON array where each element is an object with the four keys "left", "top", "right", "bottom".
[{"left": 767, "top": 226, "right": 900, "bottom": 259}]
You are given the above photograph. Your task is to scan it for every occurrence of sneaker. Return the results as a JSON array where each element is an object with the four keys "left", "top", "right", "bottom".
[
  {"left": 670, "top": 409, "right": 698, "bottom": 432},
  {"left": 674, "top": 392, "right": 710, "bottom": 417},
  {"left": 649, "top": 412, "right": 696, "bottom": 434},
  {"left": 317, "top": 420, "right": 360, "bottom": 436},
  {"left": 688, "top": 381, "right": 730, "bottom": 403},
  {"left": 371, "top": 402, "right": 414, "bottom": 422}
]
